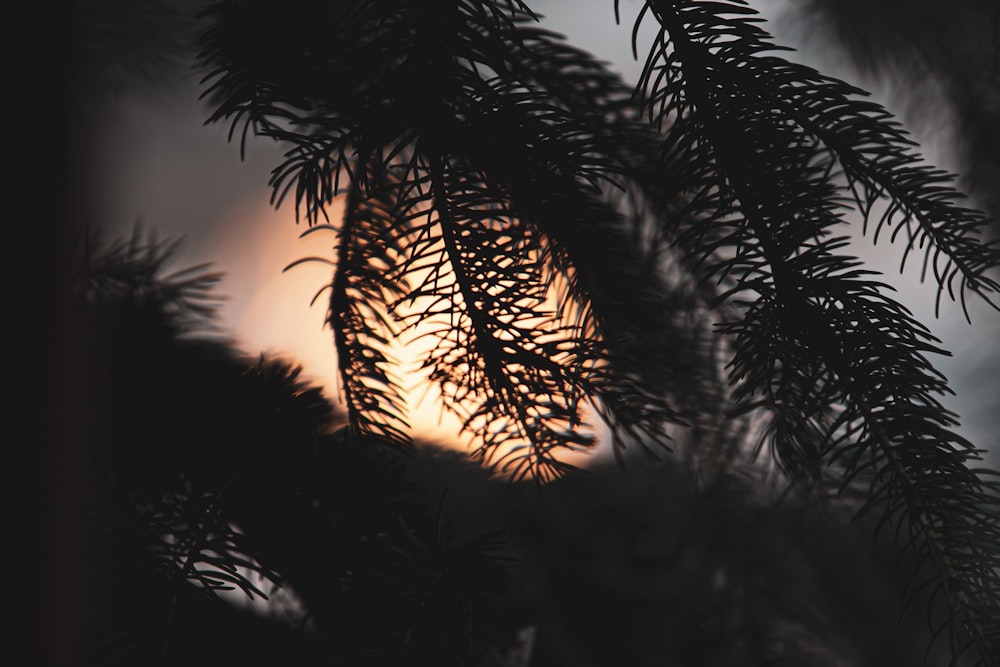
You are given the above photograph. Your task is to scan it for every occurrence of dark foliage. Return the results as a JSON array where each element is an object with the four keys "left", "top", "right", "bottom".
[
  {"left": 70, "top": 233, "right": 510, "bottom": 667},
  {"left": 65, "top": 232, "right": 960, "bottom": 667},
  {"left": 196, "top": 1, "right": 1000, "bottom": 662},
  {"left": 42, "top": 1, "right": 1000, "bottom": 665}
]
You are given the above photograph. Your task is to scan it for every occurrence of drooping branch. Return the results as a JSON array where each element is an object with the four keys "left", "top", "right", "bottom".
[
  {"left": 319, "top": 166, "right": 412, "bottom": 446},
  {"left": 631, "top": 1, "right": 1000, "bottom": 660}
]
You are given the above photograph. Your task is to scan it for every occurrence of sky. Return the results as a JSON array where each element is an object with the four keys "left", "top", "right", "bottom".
[{"left": 84, "top": 0, "right": 999, "bottom": 467}]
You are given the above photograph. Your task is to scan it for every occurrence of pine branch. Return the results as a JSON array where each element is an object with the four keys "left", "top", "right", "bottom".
[
  {"left": 317, "top": 167, "right": 412, "bottom": 447},
  {"left": 630, "top": 1, "right": 1000, "bottom": 661},
  {"left": 73, "top": 226, "right": 225, "bottom": 337},
  {"left": 400, "top": 151, "right": 598, "bottom": 482},
  {"left": 197, "top": 0, "right": 718, "bottom": 475},
  {"left": 627, "top": 0, "right": 1000, "bottom": 318}
]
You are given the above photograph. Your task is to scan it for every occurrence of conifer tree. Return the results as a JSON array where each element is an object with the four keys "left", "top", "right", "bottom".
[
  {"left": 198, "top": 2, "right": 1000, "bottom": 659},
  {"left": 49, "top": 1, "right": 1000, "bottom": 665}
]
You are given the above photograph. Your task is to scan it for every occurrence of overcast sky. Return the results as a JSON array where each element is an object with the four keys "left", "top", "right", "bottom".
[{"left": 84, "top": 0, "right": 999, "bottom": 464}]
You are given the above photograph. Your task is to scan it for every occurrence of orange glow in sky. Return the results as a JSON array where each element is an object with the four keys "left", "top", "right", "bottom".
[{"left": 202, "top": 190, "right": 612, "bottom": 471}]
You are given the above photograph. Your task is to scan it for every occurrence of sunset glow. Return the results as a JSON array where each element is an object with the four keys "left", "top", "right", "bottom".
[{"left": 203, "top": 190, "right": 611, "bottom": 471}]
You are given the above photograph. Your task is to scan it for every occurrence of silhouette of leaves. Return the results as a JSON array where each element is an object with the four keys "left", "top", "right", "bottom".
[
  {"left": 197, "top": 1, "right": 1000, "bottom": 662},
  {"left": 627, "top": 1, "right": 1000, "bottom": 661},
  {"left": 294, "top": 165, "right": 414, "bottom": 447},
  {"left": 198, "top": 0, "right": 700, "bottom": 473},
  {"left": 71, "top": 231, "right": 512, "bottom": 666}
]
